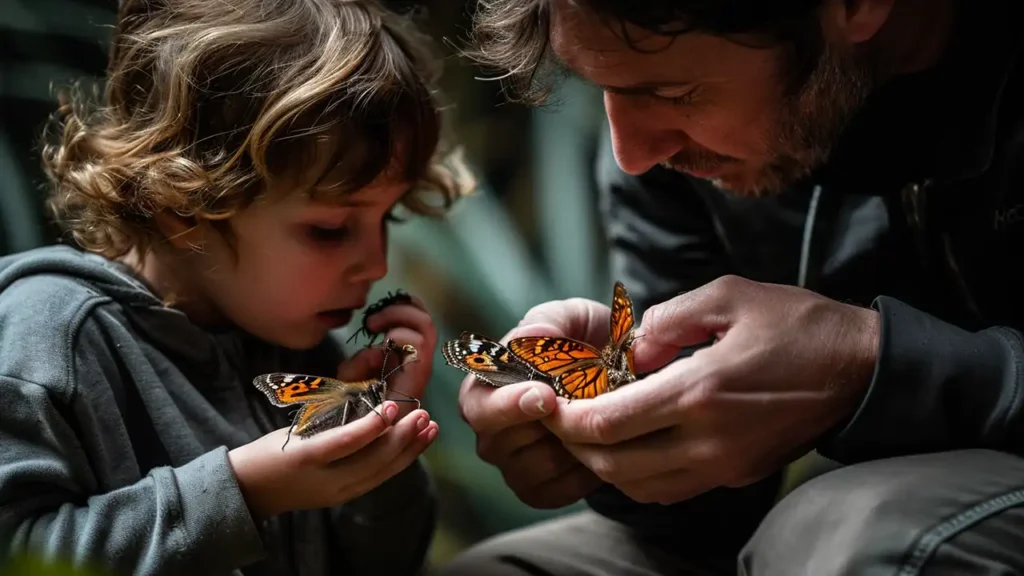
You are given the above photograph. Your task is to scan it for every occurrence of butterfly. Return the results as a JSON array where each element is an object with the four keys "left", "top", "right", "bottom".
[
  {"left": 442, "top": 332, "right": 555, "bottom": 388},
  {"left": 346, "top": 289, "right": 415, "bottom": 346},
  {"left": 253, "top": 339, "right": 420, "bottom": 450},
  {"left": 507, "top": 281, "right": 637, "bottom": 400}
]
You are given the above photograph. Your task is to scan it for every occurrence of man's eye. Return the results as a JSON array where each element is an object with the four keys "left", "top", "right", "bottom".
[{"left": 307, "top": 225, "right": 348, "bottom": 242}]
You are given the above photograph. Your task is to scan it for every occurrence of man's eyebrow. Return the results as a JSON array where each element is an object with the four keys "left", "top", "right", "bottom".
[{"left": 549, "top": 53, "right": 694, "bottom": 96}]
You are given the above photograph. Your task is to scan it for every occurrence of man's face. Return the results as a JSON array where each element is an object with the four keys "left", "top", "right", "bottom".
[{"left": 549, "top": 0, "right": 876, "bottom": 196}]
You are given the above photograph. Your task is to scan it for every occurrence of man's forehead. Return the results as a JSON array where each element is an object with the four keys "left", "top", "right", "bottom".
[
  {"left": 548, "top": 0, "right": 699, "bottom": 89},
  {"left": 548, "top": 0, "right": 777, "bottom": 93}
]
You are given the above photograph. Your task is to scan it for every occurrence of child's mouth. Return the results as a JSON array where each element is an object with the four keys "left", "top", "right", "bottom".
[{"left": 316, "top": 308, "right": 354, "bottom": 328}]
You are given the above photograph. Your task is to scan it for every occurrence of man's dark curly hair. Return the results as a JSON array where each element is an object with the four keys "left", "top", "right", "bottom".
[{"left": 466, "top": 0, "right": 828, "bottom": 105}]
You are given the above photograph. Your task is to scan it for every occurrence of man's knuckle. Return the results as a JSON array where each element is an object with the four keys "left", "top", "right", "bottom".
[
  {"left": 475, "top": 434, "right": 499, "bottom": 463},
  {"left": 584, "top": 410, "right": 616, "bottom": 444},
  {"left": 588, "top": 452, "right": 620, "bottom": 482}
]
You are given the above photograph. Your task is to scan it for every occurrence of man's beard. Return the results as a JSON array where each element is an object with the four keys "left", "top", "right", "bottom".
[{"left": 663, "top": 42, "right": 875, "bottom": 197}]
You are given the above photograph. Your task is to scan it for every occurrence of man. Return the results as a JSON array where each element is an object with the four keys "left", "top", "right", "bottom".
[{"left": 442, "top": 0, "right": 1024, "bottom": 574}]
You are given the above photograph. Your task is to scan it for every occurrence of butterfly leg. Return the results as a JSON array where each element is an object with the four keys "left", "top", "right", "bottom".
[
  {"left": 339, "top": 400, "right": 353, "bottom": 427},
  {"left": 281, "top": 406, "right": 307, "bottom": 451},
  {"left": 361, "top": 395, "right": 389, "bottom": 426}
]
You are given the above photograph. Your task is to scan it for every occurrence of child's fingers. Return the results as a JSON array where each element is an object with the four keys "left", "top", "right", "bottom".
[
  {"left": 299, "top": 401, "right": 398, "bottom": 464},
  {"left": 365, "top": 305, "right": 435, "bottom": 344},
  {"left": 336, "top": 346, "right": 385, "bottom": 381},
  {"left": 337, "top": 409, "right": 432, "bottom": 480},
  {"left": 346, "top": 421, "right": 438, "bottom": 499}
]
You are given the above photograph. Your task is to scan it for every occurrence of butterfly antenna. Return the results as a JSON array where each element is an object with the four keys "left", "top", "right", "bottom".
[{"left": 381, "top": 355, "right": 419, "bottom": 382}]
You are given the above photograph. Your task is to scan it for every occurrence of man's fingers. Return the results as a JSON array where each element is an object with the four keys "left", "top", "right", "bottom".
[
  {"left": 475, "top": 421, "right": 552, "bottom": 464},
  {"left": 543, "top": 361, "right": 704, "bottom": 445},
  {"left": 512, "top": 297, "right": 612, "bottom": 347},
  {"left": 502, "top": 432, "right": 579, "bottom": 484},
  {"left": 512, "top": 464, "right": 604, "bottom": 509},
  {"left": 615, "top": 467, "right": 716, "bottom": 505},
  {"left": 562, "top": 425, "right": 689, "bottom": 485},
  {"left": 632, "top": 276, "right": 750, "bottom": 372},
  {"left": 501, "top": 322, "right": 566, "bottom": 345},
  {"left": 297, "top": 401, "right": 399, "bottom": 463},
  {"left": 459, "top": 381, "right": 558, "bottom": 434}
]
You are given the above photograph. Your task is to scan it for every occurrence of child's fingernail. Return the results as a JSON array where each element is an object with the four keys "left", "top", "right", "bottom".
[
  {"left": 416, "top": 415, "right": 429, "bottom": 431},
  {"left": 426, "top": 425, "right": 438, "bottom": 441},
  {"left": 384, "top": 403, "right": 398, "bottom": 422}
]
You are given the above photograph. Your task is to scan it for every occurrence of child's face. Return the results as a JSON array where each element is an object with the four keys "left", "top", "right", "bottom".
[{"left": 175, "top": 167, "right": 410, "bottom": 349}]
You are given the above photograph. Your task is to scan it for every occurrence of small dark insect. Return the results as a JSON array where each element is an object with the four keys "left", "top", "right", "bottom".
[{"left": 346, "top": 289, "right": 415, "bottom": 346}]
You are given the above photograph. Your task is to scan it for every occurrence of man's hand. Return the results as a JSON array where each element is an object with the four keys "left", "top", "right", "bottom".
[
  {"left": 456, "top": 299, "right": 611, "bottom": 509},
  {"left": 543, "top": 275, "right": 879, "bottom": 505}
]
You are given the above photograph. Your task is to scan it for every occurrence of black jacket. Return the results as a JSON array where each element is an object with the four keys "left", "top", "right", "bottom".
[{"left": 586, "top": 0, "right": 1024, "bottom": 569}]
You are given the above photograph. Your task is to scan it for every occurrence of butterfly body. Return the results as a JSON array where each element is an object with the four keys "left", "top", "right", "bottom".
[
  {"left": 443, "top": 282, "right": 638, "bottom": 400},
  {"left": 253, "top": 340, "right": 418, "bottom": 448}
]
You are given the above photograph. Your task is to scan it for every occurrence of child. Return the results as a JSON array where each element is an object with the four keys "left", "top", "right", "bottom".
[{"left": 0, "top": 0, "right": 472, "bottom": 574}]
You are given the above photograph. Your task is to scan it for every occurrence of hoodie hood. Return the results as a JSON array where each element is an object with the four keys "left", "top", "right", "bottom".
[{"left": 0, "top": 245, "right": 247, "bottom": 371}]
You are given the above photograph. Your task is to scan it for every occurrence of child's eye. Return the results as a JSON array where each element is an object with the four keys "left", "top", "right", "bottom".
[
  {"left": 307, "top": 225, "right": 348, "bottom": 243},
  {"left": 384, "top": 210, "right": 404, "bottom": 224}
]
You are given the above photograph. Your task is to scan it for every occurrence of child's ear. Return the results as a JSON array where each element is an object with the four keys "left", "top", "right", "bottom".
[{"left": 153, "top": 211, "right": 206, "bottom": 253}]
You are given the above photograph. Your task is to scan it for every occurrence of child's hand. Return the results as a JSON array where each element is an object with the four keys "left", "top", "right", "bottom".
[
  {"left": 358, "top": 296, "right": 436, "bottom": 407},
  {"left": 228, "top": 402, "right": 437, "bottom": 522}
]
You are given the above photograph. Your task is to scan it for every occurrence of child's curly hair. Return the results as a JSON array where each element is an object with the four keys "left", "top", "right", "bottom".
[{"left": 43, "top": 0, "right": 474, "bottom": 258}]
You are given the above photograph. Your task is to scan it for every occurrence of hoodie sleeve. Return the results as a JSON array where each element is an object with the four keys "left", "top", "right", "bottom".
[
  {"left": 328, "top": 460, "right": 436, "bottom": 574},
  {"left": 817, "top": 296, "right": 1024, "bottom": 463},
  {"left": 0, "top": 313, "right": 265, "bottom": 574}
]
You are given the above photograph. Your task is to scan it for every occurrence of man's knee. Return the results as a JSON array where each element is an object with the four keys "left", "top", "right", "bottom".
[
  {"left": 438, "top": 510, "right": 705, "bottom": 576},
  {"left": 740, "top": 449, "right": 1024, "bottom": 576}
]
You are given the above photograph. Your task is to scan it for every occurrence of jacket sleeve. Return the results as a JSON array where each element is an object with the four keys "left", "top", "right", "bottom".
[
  {"left": 0, "top": 318, "right": 265, "bottom": 574},
  {"left": 817, "top": 296, "right": 1024, "bottom": 463}
]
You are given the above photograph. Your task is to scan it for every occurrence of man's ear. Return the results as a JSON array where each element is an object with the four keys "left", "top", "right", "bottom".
[
  {"left": 820, "top": 0, "right": 894, "bottom": 45},
  {"left": 153, "top": 211, "right": 206, "bottom": 253}
]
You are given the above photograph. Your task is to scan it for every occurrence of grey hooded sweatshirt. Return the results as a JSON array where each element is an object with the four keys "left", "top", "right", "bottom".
[{"left": 0, "top": 245, "right": 435, "bottom": 576}]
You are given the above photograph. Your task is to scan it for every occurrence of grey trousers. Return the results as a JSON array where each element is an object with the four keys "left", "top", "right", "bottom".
[{"left": 438, "top": 450, "right": 1024, "bottom": 575}]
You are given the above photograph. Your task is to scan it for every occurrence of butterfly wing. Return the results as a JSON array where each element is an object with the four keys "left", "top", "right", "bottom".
[
  {"left": 443, "top": 333, "right": 552, "bottom": 387},
  {"left": 609, "top": 281, "right": 637, "bottom": 374},
  {"left": 609, "top": 281, "right": 636, "bottom": 349},
  {"left": 507, "top": 336, "right": 603, "bottom": 377},
  {"left": 252, "top": 373, "right": 342, "bottom": 407},
  {"left": 252, "top": 373, "right": 377, "bottom": 437},
  {"left": 556, "top": 364, "right": 612, "bottom": 399}
]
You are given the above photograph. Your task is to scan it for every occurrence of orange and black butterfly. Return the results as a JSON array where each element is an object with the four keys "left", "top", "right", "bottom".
[
  {"left": 442, "top": 332, "right": 555, "bottom": 388},
  {"left": 253, "top": 339, "right": 420, "bottom": 449},
  {"left": 507, "top": 281, "right": 637, "bottom": 400}
]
